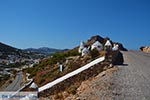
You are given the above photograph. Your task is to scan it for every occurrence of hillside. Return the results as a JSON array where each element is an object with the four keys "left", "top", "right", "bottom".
[
  {"left": 0, "top": 42, "right": 33, "bottom": 58},
  {"left": 0, "top": 42, "right": 44, "bottom": 67},
  {"left": 0, "top": 42, "right": 20, "bottom": 54},
  {"left": 0, "top": 42, "right": 25, "bottom": 60},
  {"left": 23, "top": 35, "right": 126, "bottom": 99}
]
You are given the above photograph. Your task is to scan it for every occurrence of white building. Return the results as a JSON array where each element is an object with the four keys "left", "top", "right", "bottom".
[
  {"left": 91, "top": 41, "right": 103, "bottom": 51},
  {"left": 112, "top": 44, "right": 119, "bottom": 51},
  {"left": 59, "top": 64, "right": 63, "bottom": 72},
  {"left": 78, "top": 41, "right": 85, "bottom": 53},
  {"left": 34, "top": 59, "right": 40, "bottom": 64},
  {"left": 81, "top": 47, "right": 89, "bottom": 56},
  {"left": 104, "top": 40, "right": 112, "bottom": 50}
]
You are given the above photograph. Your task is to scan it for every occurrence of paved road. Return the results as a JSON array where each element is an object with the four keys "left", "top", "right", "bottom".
[
  {"left": 5, "top": 72, "right": 23, "bottom": 91},
  {"left": 112, "top": 51, "right": 150, "bottom": 100}
]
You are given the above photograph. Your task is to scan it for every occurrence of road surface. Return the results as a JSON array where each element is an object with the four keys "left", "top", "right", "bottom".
[
  {"left": 5, "top": 72, "right": 23, "bottom": 91},
  {"left": 112, "top": 51, "right": 150, "bottom": 100}
]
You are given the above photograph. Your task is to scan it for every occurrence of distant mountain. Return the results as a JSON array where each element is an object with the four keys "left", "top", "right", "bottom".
[
  {"left": 0, "top": 42, "right": 67, "bottom": 60},
  {"left": 0, "top": 42, "right": 46, "bottom": 60},
  {"left": 24, "top": 47, "right": 66, "bottom": 55}
]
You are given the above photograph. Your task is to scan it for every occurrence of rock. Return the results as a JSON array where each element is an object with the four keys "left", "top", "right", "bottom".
[
  {"left": 112, "top": 51, "right": 124, "bottom": 65},
  {"left": 62, "top": 91, "right": 70, "bottom": 99},
  {"left": 140, "top": 46, "right": 150, "bottom": 53}
]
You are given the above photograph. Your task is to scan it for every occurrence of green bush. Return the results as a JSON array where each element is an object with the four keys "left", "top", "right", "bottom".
[
  {"left": 2, "top": 74, "right": 10, "bottom": 80},
  {"left": 90, "top": 48, "right": 99, "bottom": 59},
  {"left": 39, "top": 78, "right": 46, "bottom": 84},
  {"left": 46, "top": 50, "right": 79, "bottom": 65},
  {"left": 25, "top": 67, "right": 37, "bottom": 77}
]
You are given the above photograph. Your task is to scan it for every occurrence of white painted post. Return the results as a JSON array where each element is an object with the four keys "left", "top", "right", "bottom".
[{"left": 59, "top": 64, "right": 63, "bottom": 72}]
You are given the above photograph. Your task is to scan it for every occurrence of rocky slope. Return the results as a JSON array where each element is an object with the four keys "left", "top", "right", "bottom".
[
  {"left": 39, "top": 66, "right": 118, "bottom": 100},
  {"left": 140, "top": 46, "right": 150, "bottom": 53}
]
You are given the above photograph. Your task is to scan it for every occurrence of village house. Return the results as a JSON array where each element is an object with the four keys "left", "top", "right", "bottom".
[
  {"left": 91, "top": 41, "right": 103, "bottom": 51},
  {"left": 112, "top": 44, "right": 119, "bottom": 51},
  {"left": 78, "top": 40, "right": 115, "bottom": 57},
  {"left": 81, "top": 47, "right": 89, "bottom": 56},
  {"left": 78, "top": 41, "right": 104, "bottom": 56},
  {"left": 78, "top": 41, "right": 85, "bottom": 53},
  {"left": 104, "top": 40, "right": 112, "bottom": 50}
]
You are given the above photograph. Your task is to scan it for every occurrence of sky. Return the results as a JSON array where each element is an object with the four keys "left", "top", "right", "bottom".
[{"left": 0, "top": 0, "right": 149, "bottom": 50}]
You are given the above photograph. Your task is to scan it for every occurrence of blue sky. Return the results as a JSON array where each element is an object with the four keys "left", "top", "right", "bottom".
[{"left": 0, "top": 0, "right": 149, "bottom": 50}]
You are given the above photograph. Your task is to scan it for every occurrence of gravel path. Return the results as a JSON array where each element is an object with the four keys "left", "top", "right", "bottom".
[
  {"left": 74, "top": 51, "right": 150, "bottom": 100},
  {"left": 112, "top": 51, "right": 150, "bottom": 100}
]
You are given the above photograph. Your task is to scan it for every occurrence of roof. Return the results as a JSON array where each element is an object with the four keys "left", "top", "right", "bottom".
[
  {"left": 92, "top": 41, "right": 102, "bottom": 46},
  {"left": 82, "top": 47, "right": 89, "bottom": 53},
  {"left": 104, "top": 40, "right": 112, "bottom": 46}
]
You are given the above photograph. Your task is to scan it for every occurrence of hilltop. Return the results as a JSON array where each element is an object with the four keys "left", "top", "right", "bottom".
[
  {"left": 72, "top": 35, "right": 127, "bottom": 52},
  {"left": 88, "top": 35, "right": 127, "bottom": 51},
  {"left": 23, "top": 35, "right": 126, "bottom": 99}
]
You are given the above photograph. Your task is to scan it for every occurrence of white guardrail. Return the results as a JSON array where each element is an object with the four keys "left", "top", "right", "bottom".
[
  {"left": 17, "top": 79, "right": 33, "bottom": 92},
  {"left": 39, "top": 56, "right": 105, "bottom": 92}
]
